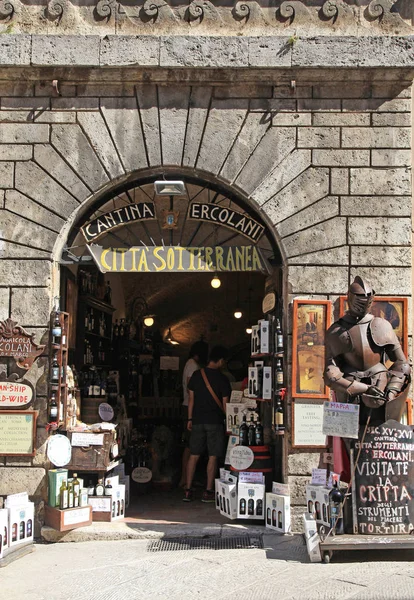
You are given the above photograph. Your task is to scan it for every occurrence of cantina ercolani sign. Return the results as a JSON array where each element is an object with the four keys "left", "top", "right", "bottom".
[
  {"left": 81, "top": 203, "right": 156, "bottom": 242},
  {"left": 87, "top": 245, "right": 270, "bottom": 274},
  {"left": 188, "top": 203, "right": 264, "bottom": 242}
]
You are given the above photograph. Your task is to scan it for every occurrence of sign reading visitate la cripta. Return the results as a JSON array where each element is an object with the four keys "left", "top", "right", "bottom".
[
  {"left": 87, "top": 244, "right": 271, "bottom": 274},
  {"left": 81, "top": 202, "right": 156, "bottom": 242},
  {"left": 0, "top": 319, "right": 45, "bottom": 370},
  {"left": 188, "top": 203, "right": 265, "bottom": 242}
]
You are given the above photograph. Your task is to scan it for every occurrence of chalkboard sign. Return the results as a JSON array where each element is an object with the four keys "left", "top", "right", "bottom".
[{"left": 355, "top": 419, "right": 414, "bottom": 535}]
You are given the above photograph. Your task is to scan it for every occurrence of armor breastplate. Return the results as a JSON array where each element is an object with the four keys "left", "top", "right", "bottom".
[{"left": 343, "top": 322, "right": 382, "bottom": 371}]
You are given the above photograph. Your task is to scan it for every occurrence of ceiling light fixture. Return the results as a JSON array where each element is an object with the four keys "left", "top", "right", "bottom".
[
  {"left": 144, "top": 316, "right": 155, "bottom": 327},
  {"left": 166, "top": 327, "right": 179, "bottom": 345},
  {"left": 246, "top": 326, "right": 252, "bottom": 334},
  {"left": 211, "top": 275, "right": 221, "bottom": 289},
  {"left": 234, "top": 310, "right": 243, "bottom": 319}
]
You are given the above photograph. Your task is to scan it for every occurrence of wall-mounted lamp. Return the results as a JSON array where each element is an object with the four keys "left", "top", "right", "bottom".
[
  {"left": 154, "top": 180, "right": 186, "bottom": 196},
  {"left": 166, "top": 327, "right": 179, "bottom": 345}
]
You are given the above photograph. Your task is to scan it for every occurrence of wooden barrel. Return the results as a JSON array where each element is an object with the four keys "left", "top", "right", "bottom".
[
  {"left": 229, "top": 445, "right": 273, "bottom": 491},
  {"left": 81, "top": 396, "right": 101, "bottom": 423}
]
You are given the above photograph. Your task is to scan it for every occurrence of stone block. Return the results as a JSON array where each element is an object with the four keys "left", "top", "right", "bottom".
[
  {"left": 312, "top": 83, "right": 371, "bottom": 99},
  {"left": 158, "top": 86, "right": 191, "bottom": 166},
  {"left": 0, "top": 262, "right": 51, "bottom": 288},
  {"left": 0, "top": 162, "right": 14, "bottom": 187},
  {"left": 350, "top": 168, "right": 411, "bottom": 195},
  {"left": 292, "top": 37, "right": 359, "bottom": 68},
  {"left": 136, "top": 85, "right": 161, "bottom": 166},
  {"left": 0, "top": 124, "right": 49, "bottom": 144},
  {"left": 0, "top": 288, "right": 10, "bottom": 319},
  {"left": 290, "top": 506, "right": 306, "bottom": 533},
  {"left": 371, "top": 149, "right": 411, "bottom": 167},
  {"left": 101, "top": 97, "right": 148, "bottom": 172},
  {"left": 77, "top": 83, "right": 134, "bottom": 97},
  {"left": 51, "top": 124, "right": 109, "bottom": 191},
  {"left": 15, "top": 161, "right": 80, "bottom": 218},
  {"left": 342, "top": 99, "right": 411, "bottom": 112},
  {"left": 331, "top": 168, "right": 349, "bottom": 195},
  {"left": 160, "top": 36, "right": 248, "bottom": 68},
  {"left": 263, "top": 168, "right": 329, "bottom": 225},
  {"left": 33, "top": 145, "right": 90, "bottom": 202},
  {"left": 312, "top": 113, "right": 370, "bottom": 127},
  {"left": 51, "top": 98, "right": 99, "bottom": 110},
  {"left": 0, "top": 111, "right": 34, "bottom": 122},
  {"left": 221, "top": 111, "right": 269, "bottom": 182},
  {"left": 0, "top": 144, "right": 32, "bottom": 160},
  {"left": 0, "top": 243, "right": 50, "bottom": 259},
  {"left": 236, "top": 127, "right": 296, "bottom": 195},
  {"left": 1, "top": 208, "right": 58, "bottom": 252},
  {"left": 32, "top": 35, "right": 100, "bottom": 67},
  {"left": 342, "top": 127, "right": 410, "bottom": 149},
  {"left": 341, "top": 195, "right": 411, "bottom": 217},
  {"left": 33, "top": 428, "right": 48, "bottom": 467},
  {"left": 278, "top": 196, "right": 339, "bottom": 238},
  {"left": 250, "top": 98, "right": 296, "bottom": 112},
  {"left": 214, "top": 85, "right": 272, "bottom": 99},
  {"left": 0, "top": 82, "right": 33, "bottom": 96},
  {"left": 313, "top": 150, "right": 369, "bottom": 167},
  {"left": 197, "top": 99, "right": 248, "bottom": 175},
  {"left": 273, "top": 85, "right": 312, "bottom": 99},
  {"left": 183, "top": 86, "right": 211, "bottom": 168},
  {"left": 252, "top": 149, "right": 311, "bottom": 206},
  {"left": 34, "top": 111, "right": 77, "bottom": 123},
  {"left": 288, "top": 453, "right": 322, "bottom": 475},
  {"left": 248, "top": 37, "right": 291, "bottom": 67},
  {"left": 288, "top": 246, "right": 349, "bottom": 266},
  {"left": 288, "top": 266, "right": 348, "bottom": 294},
  {"left": 297, "top": 99, "right": 341, "bottom": 112},
  {"left": 358, "top": 37, "right": 414, "bottom": 68},
  {"left": 283, "top": 216, "right": 346, "bottom": 259},
  {"left": 6, "top": 189, "right": 66, "bottom": 232},
  {"left": 11, "top": 286, "right": 51, "bottom": 325},
  {"left": 350, "top": 267, "right": 412, "bottom": 295},
  {"left": 272, "top": 113, "right": 311, "bottom": 126},
  {"left": 0, "top": 467, "right": 46, "bottom": 498},
  {"left": 372, "top": 84, "right": 412, "bottom": 99},
  {"left": 287, "top": 476, "right": 309, "bottom": 504},
  {"left": 1, "top": 97, "right": 50, "bottom": 111},
  {"left": 34, "top": 396, "right": 47, "bottom": 427},
  {"left": 348, "top": 217, "right": 411, "bottom": 246},
  {"left": 77, "top": 112, "right": 125, "bottom": 178},
  {"left": 372, "top": 113, "right": 411, "bottom": 127},
  {"left": 100, "top": 35, "right": 160, "bottom": 67},
  {"left": 35, "top": 82, "right": 76, "bottom": 97},
  {"left": 0, "top": 35, "right": 31, "bottom": 66},
  {"left": 351, "top": 246, "right": 411, "bottom": 267}
]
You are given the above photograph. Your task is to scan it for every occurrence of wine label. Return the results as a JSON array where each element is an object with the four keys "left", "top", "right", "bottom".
[
  {"left": 50, "top": 407, "right": 58, "bottom": 418},
  {"left": 276, "top": 413, "right": 284, "bottom": 425},
  {"left": 276, "top": 373, "right": 284, "bottom": 385},
  {"left": 52, "top": 327, "right": 62, "bottom": 337},
  {"left": 51, "top": 367, "right": 59, "bottom": 380},
  {"left": 74, "top": 496, "right": 79, "bottom": 508},
  {"left": 61, "top": 335, "right": 67, "bottom": 346},
  {"left": 68, "top": 493, "right": 74, "bottom": 508}
]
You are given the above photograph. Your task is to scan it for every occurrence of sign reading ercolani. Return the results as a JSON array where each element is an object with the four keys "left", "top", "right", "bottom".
[
  {"left": 188, "top": 203, "right": 264, "bottom": 242},
  {"left": 87, "top": 245, "right": 270, "bottom": 274}
]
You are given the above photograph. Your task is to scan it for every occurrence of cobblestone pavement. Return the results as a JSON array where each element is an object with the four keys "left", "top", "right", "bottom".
[{"left": 2, "top": 535, "right": 414, "bottom": 600}]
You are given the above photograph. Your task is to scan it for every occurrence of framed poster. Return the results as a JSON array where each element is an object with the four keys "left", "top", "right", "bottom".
[
  {"left": 292, "top": 300, "right": 331, "bottom": 399},
  {"left": 0, "top": 410, "right": 37, "bottom": 456},
  {"left": 292, "top": 399, "right": 327, "bottom": 448}
]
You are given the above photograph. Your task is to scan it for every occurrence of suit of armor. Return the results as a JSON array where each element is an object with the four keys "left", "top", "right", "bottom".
[{"left": 324, "top": 277, "right": 411, "bottom": 423}]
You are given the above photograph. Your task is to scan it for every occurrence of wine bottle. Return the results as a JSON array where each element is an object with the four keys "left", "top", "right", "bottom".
[
  {"left": 267, "top": 507, "right": 271, "bottom": 525},
  {"left": 276, "top": 319, "right": 283, "bottom": 353},
  {"left": 248, "top": 499, "right": 254, "bottom": 515},
  {"left": 278, "top": 510, "right": 283, "bottom": 529},
  {"left": 19, "top": 521, "right": 25, "bottom": 539},
  {"left": 275, "top": 392, "right": 284, "bottom": 431},
  {"left": 48, "top": 391, "right": 58, "bottom": 422},
  {"left": 248, "top": 415, "right": 256, "bottom": 446},
  {"left": 239, "top": 415, "right": 249, "bottom": 446},
  {"left": 276, "top": 359, "right": 284, "bottom": 387},
  {"left": 50, "top": 352, "right": 60, "bottom": 384},
  {"left": 113, "top": 319, "right": 119, "bottom": 338},
  {"left": 95, "top": 479, "right": 104, "bottom": 496},
  {"left": 239, "top": 498, "right": 246, "bottom": 515},
  {"left": 52, "top": 303, "right": 62, "bottom": 343},
  {"left": 104, "top": 479, "right": 113, "bottom": 496},
  {"left": 255, "top": 417, "right": 264, "bottom": 446},
  {"left": 256, "top": 499, "right": 263, "bottom": 516},
  {"left": 329, "top": 480, "right": 344, "bottom": 535}
]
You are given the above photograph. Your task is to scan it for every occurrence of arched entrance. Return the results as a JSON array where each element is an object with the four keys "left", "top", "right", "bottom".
[{"left": 56, "top": 170, "right": 286, "bottom": 524}]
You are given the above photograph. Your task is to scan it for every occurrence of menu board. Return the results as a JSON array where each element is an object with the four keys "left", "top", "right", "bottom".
[
  {"left": 0, "top": 410, "right": 37, "bottom": 456},
  {"left": 355, "top": 419, "right": 414, "bottom": 535},
  {"left": 292, "top": 399, "right": 327, "bottom": 447}
]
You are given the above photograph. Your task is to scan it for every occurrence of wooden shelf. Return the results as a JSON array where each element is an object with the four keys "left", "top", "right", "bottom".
[
  {"left": 67, "top": 459, "right": 121, "bottom": 473},
  {"left": 85, "top": 331, "right": 112, "bottom": 341},
  {"left": 80, "top": 295, "right": 115, "bottom": 314}
]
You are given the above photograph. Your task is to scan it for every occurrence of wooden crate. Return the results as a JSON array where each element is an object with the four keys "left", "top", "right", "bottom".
[
  {"left": 44, "top": 505, "right": 92, "bottom": 532},
  {"left": 65, "top": 431, "right": 113, "bottom": 471}
]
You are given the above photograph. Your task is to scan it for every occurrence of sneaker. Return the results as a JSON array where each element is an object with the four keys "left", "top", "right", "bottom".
[
  {"left": 201, "top": 489, "right": 215, "bottom": 503},
  {"left": 182, "top": 489, "right": 193, "bottom": 502}
]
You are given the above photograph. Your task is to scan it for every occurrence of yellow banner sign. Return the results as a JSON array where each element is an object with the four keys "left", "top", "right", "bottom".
[{"left": 87, "top": 245, "right": 269, "bottom": 274}]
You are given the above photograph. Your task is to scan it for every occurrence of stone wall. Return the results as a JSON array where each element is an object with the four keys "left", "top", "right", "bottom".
[{"left": 0, "top": 66, "right": 412, "bottom": 531}]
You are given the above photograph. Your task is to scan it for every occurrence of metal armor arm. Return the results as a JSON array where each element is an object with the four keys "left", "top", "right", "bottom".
[
  {"left": 323, "top": 356, "right": 369, "bottom": 397},
  {"left": 384, "top": 344, "right": 411, "bottom": 400}
]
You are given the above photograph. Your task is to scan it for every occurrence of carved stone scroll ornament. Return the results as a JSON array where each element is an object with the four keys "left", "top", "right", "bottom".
[
  {"left": 141, "top": 0, "right": 177, "bottom": 24},
  {"left": 46, "top": 0, "right": 66, "bottom": 21},
  {"left": 95, "top": 0, "right": 117, "bottom": 20},
  {"left": 278, "top": 1, "right": 311, "bottom": 25},
  {"left": 187, "top": 0, "right": 222, "bottom": 24},
  {"left": 366, "top": 0, "right": 411, "bottom": 29},
  {"left": 321, "top": 0, "right": 353, "bottom": 24},
  {"left": 0, "top": 0, "right": 14, "bottom": 19},
  {"left": 367, "top": 0, "right": 396, "bottom": 19},
  {"left": 0, "top": 318, "right": 46, "bottom": 370},
  {"left": 232, "top": 1, "right": 269, "bottom": 25}
]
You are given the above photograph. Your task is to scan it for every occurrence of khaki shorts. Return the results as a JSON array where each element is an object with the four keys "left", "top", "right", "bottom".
[{"left": 189, "top": 423, "right": 225, "bottom": 457}]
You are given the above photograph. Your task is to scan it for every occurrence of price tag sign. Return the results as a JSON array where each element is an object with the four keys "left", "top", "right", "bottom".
[
  {"left": 131, "top": 467, "right": 152, "bottom": 483},
  {"left": 311, "top": 468, "right": 327, "bottom": 485},
  {"left": 322, "top": 401, "right": 360, "bottom": 439},
  {"left": 98, "top": 403, "right": 114, "bottom": 422},
  {"left": 229, "top": 446, "right": 254, "bottom": 471},
  {"left": 272, "top": 482, "right": 290, "bottom": 496}
]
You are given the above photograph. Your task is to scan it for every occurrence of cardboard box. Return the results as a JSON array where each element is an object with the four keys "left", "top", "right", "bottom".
[
  {"left": 225, "top": 402, "right": 257, "bottom": 433},
  {"left": 217, "top": 480, "right": 238, "bottom": 520},
  {"left": 259, "top": 320, "right": 270, "bottom": 354},
  {"left": 262, "top": 366, "right": 272, "bottom": 400},
  {"left": 44, "top": 505, "right": 92, "bottom": 532},
  {"left": 8, "top": 502, "right": 34, "bottom": 548},
  {"left": 0, "top": 509, "right": 8, "bottom": 559},
  {"left": 119, "top": 475, "right": 130, "bottom": 508},
  {"left": 251, "top": 325, "right": 259, "bottom": 356},
  {"left": 111, "top": 485, "right": 126, "bottom": 521},
  {"left": 237, "top": 482, "right": 265, "bottom": 521},
  {"left": 105, "top": 475, "right": 119, "bottom": 487},
  {"left": 303, "top": 513, "right": 322, "bottom": 563},
  {"left": 248, "top": 366, "right": 262, "bottom": 399},
  {"left": 306, "top": 484, "right": 330, "bottom": 528},
  {"left": 48, "top": 470, "right": 68, "bottom": 508},
  {"left": 265, "top": 493, "right": 291, "bottom": 534},
  {"left": 215, "top": 478, "right": 221, "bottom": 510},
  {"left": 89, "top": 486, "right": 126, "bottom": 522}
]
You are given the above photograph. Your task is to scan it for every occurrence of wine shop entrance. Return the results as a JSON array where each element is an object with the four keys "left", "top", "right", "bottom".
[{"left": 56, "top": 174, "right": 284, "bottom": 529}]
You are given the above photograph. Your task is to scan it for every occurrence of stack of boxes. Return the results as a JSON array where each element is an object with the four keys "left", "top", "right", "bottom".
[{"left": 0, "top": 492, "right": 34, "bottom": 561}]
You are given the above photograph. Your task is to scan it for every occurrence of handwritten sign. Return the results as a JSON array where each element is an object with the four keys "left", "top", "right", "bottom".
[
  {"left": 311, "top": 468, "right": 327, "bottom": 485},
  {"left": 293, "top": 400, "right": 326, "bottom": 447},
  {"left": 323, "top": 401, "right": 360, "bottom": 439},
  {"left": 63, "top": 507, "right": 91, "bottom": 526},
  {"left": 355, "top": 419, "right": 414, "bottom": 535},
  {"left": 0, "top": 379, "right": 34, "bottom": 408},
  {"left": 71, "top": 432, "right": 104, "bottom": 447},
  {"left": 272, "top": 482, "right": 290, "bottom": 496},
  {"left": 98, "top": 403, "right": 114, "bottom": 422},
  {"left": 0, "top": 410, "right": 36, "bottom": 456},
  {"left": 229, "top": 446, "right": 254, "bottom": 471},
  {"left": 131, "top": 467, "right": 152, "bottom": 483}
]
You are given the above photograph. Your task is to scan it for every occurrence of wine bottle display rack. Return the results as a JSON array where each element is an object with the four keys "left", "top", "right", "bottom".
[{"left": 49, "top": 310, "right": 69, "bottom": 428}]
